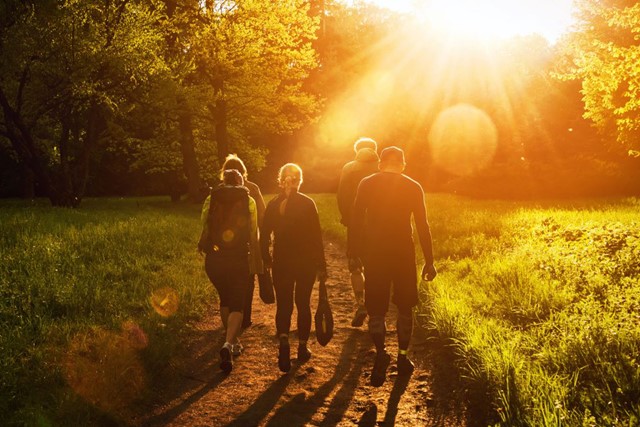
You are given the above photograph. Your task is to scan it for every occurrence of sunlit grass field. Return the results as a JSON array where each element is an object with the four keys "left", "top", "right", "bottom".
[
  {"left": 316, "top": 193, "right": 640, "bottom": 426},
  {"left": 1, "top": 195, "right": 639, "bottom": 426},
  {"left": 0, "top": 198, "right": 214, "bottom": 425}
]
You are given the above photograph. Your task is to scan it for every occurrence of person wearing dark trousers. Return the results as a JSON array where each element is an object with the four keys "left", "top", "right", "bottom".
[
  {"left": 198, "top": 169, "right": 259, "bottom": 373},
  {"left": 219, "top": 154, "right": 266, "bottom": 332},
  {"left": 261, "top": 163, "right": 327, "bottom": 373},
  {"left": 337, "top": 137, "right": 379, "bottom": 327},
  {"left": 348, "top": 146, "right": 437, "bottom": 387}
]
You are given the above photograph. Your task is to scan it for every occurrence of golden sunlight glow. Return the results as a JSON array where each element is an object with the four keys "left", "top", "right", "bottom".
[
  {"left": 364, "top": 0, "right": 574, "bottom": 42},
  {"left": 428, "top": 104, "right": 498, "bottom": 176}
]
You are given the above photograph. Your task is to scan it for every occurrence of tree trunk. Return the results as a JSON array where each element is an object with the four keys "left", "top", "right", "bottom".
[
  {"left": 177, "top": 97, "right": 202, "bottom": 203},
  {"left": 0, "top": 86, "right": 58, "bottom": 204},
  {"left": 21, "top": 162, "right": 34, "bottom": 199},
  {"left": 76, "top": 102, "right": 106, "bottom": 202},
  {"left": 214, "top": 98, "right": 228, "bottom": 161}
]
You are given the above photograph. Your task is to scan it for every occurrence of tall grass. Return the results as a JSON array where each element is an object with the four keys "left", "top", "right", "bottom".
[
  {"left": 0, "top": 198, "right": 213, "bottom": 425},
  {"left": 3, "top": 194, "right": 639, "bottom": 426},
  {"left": 420, "top": 196, "right": 640, "bottom": 426},
  {"left": 314, "top": 193, "right": 640, "bottom": 426}
]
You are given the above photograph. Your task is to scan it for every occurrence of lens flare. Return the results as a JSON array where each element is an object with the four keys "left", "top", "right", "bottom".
[
  {"left": 222, "top": 229, "right": 235, "bottom": 242},
  {"left": 428, "top": 104, "right": 498, "bottom": 176},
  {"left": 150, "top": 287, "right": 180, "bottom": 317},
  {"left": 64, "top": 328, "right": 145, "bottom": 415}
]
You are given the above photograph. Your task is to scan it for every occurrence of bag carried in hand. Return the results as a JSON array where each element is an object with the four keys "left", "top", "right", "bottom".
[
  {"left": 314, "top": 278, "right": 334, "bottom": 346},
  {"left": 258, "top": 268, "right": 275, "bottom": 304}
]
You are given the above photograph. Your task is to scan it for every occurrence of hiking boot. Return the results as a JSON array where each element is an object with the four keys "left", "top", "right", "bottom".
[
  {"left": 297, "top": 344, "right": 312, "bottom": 363},
  {"left": 278, "top": 339, "right": 291, "bottom": 373},
  {"left": 370, "top": 351, "right": 391, "bottom": 387},
  {"left": 231, "top": 342, "right": 244, "bottom": 357},
  {"left": 220, "top": 344, "right": 233, "bottom": 374},
  {"left": 351, "top": 306, "right": 368, "bottom": 327},
  {"left": 397, "top": 355, "right": 415, "bottom": 376}
]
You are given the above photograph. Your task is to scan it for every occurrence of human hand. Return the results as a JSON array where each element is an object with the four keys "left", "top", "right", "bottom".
[
  {"left": 197, "top": 242, "right": 206, "bottom": 256},
  {"left": 348, "top": 257, "right": 363, "bottom": 273},
  {"left": 421, "top": 264, "right": 437, "bottom": 281}
]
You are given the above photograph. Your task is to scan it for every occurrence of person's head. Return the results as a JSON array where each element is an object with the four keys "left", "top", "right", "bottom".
[
  {"left": 220, "top": 154, "right": 248, "bottom": 180},
  {"left": 353, "top": 137, "right": 377, "bottom": 154},
  {"left": 278, "top": 163, "right": 303, "bottom": 192},
  {"left": 223, "top": 169, "right": 244, "bottom": 186},
  {"left": 379, "top": 146, "right": 406, "bottom": 173}
]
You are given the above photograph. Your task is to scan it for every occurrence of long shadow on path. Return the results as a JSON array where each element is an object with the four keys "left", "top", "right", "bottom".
[
  {"left": 263, "top": 329, "right": 364, "bottom": 426},
  {"left": 224, "top": 364, "right": 299, "bottom": 427},
  {"left": 143, "top": 371, "right": 227, "bottom": 427}
]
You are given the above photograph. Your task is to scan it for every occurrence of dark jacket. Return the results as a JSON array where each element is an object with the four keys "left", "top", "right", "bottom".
[
  {"left": 337, "top": 148, "right": 379, "bottom": 226},
  {"left": 261, "top": 190, "right": 326, "bottom": 272}
]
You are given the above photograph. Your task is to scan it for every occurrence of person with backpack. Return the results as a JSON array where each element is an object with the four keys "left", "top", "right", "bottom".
[
  {"left": 348, "top": 146, "right": 437, "bottom": 387},
  {"left": 198, "top": 169, "right": 259, "bottom": 374},
  {"left": 220, "top": 154, "right": 267, "bottom": 330},
  {"left": 337, "top": 137, "right": 380, "bottom": 327},
  {"left": 261, "top": 163, "right": 327, "bottom": 373}
]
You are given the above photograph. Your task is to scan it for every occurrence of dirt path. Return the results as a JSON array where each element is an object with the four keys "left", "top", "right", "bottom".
[{"left": 133, "top": 241, "right": 472, "bottom": 426}]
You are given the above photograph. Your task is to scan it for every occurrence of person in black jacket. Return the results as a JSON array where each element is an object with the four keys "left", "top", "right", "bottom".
[
  {"left": 348, "top": 146, "right": 437, "bottom": 387},
  {"left": 261, "top": 163, "right": 327, "bottom": 373}
]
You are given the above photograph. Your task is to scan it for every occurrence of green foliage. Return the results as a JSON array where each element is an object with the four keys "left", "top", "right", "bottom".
[
  {"left": 421, "top": 196, "right": 640, "bottom": 426},
  {"left": 0, "top": 197, "right": 213, "bottom": 425},
  {"left": 557, "top": 0, "right": 640, "bottom": 152},
  {"left": 0, "top": 0, "right": 169, "bottom": 205},
  {"left": 317, "top": 193, "right": 640, "bottom": 426}
]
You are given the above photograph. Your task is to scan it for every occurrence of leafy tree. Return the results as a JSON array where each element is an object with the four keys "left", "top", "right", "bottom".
[
  {"left": 557, "top": 0, "right": 640, "bottom": 154},
  {"left": 195, "top": 0, "right": 320, "bottom": 161},
  {"left": 0, "top": 0, "right": 167, "bottom": 206}
]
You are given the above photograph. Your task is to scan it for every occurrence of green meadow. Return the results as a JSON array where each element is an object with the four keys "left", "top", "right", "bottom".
[{"left": 1, "top": 195, "right": 639, "bottom": 426}]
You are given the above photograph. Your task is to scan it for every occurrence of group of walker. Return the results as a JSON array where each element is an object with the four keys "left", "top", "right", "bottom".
[{"left": 198, "top": 138, "right": 436, "bottom": 387}]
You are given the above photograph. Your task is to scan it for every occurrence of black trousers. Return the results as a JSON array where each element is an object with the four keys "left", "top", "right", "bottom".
[
  {"left": 272, "top": 262, "right": 316, "bottom": 341},
  {"left": 205, "top": 254, "right": 250, "bottom": 312}
]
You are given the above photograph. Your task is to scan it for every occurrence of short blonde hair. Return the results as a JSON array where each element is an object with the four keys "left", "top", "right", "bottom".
[{"left": 278, "top": 163, "right": 303, "bottom": 189}]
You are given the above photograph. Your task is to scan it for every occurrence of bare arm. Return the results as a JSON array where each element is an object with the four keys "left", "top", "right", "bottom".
[{"left": 413, "top": 186, "right": 434, "bottom": 266}]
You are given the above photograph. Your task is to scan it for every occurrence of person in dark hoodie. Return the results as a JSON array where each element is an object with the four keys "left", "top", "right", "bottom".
[
  {"left": 261, "top": 163, "right": 327, "bottom": 373},
  {"left": 337, "top": 137, "right": 379, "bottom": 327},
  {"left": 198, "top": 169, "right": 259, "bottom": 374}
]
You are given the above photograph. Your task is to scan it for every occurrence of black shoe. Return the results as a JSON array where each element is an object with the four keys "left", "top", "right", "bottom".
[
  {"left": 297, "top": 344, "right": 312, "bottom": 363},
  {"left": 220, "top": 345, "right": 233, "bottom": 374},
  {"left": 370, "top": 351, "right": 391, "bottom": 387},
  {"left": 397, "top": 355, "right": 415, "bottom": 376},
  {"left": 278, "top": 340, "right": 291, "bottom": 373},
  {"left": 351, "top": 306, "right": 368, "bottom": 327}
]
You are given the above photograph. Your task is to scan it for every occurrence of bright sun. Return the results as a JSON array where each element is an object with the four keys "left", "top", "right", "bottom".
[{"left": 364, "top": 0, "right": 574, "bottom": 43}]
